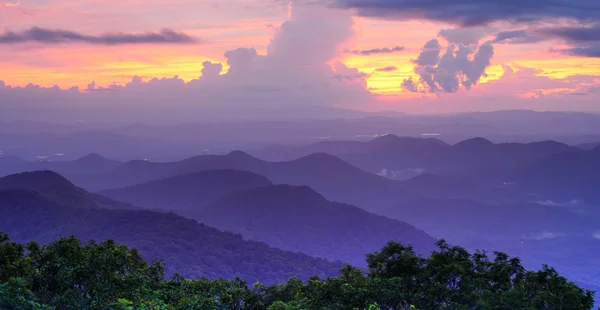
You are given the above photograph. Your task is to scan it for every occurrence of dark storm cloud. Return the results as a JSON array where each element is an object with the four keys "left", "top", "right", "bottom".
[
  {"left": 0, "top": 27, "right": 198, "bottom": 45},
  {"left": 344, "top": 46, "right": 405, "bottom": 55},
  {"left": 334, "top": 0, "right": 600, "bottom": 27}
]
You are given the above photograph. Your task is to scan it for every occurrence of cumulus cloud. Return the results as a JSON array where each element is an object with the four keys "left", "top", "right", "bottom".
[
  {"left": 414, "top": 39, "right": 442, "bottom": 66},
  {"left": 200, "top": 61, "right": 223, "bottom": 79},
  {"left": 344, "top": 46, "right": 404, "bottom": 55},
  {"left": 438, "top": 28, "right": 489, "bottom": 45},
  {"left": 0, "top": 2, "right": 374, "bottom": 122},
  {"left": 0, "top": 27, "right": 197, "bottom": 45},
  {"left": 334, "top": 0, "right": 600, "bottom": 27},
  {"left": 402, "top": 39, "right": 494, "bottom": 93}
]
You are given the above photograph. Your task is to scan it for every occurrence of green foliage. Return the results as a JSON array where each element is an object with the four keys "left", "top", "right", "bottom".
[{"left": 0, "top": 232, "right": 595, "bottom": 310}]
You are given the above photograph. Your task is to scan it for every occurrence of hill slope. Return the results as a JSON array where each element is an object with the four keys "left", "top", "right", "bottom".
[
  {"left": 195, "top": 185, "right": 436, "bottom": 266},
  {"left": 0, "top": 189, "right": 342, "bottom": 284},
  {"left": 511, "top": 147, "right": 600, "bottom": 203},
  {"left": 100, "top": 170, "right": 274, "bottom": 211},
  {"left": 0, "top": 171, "right": 133, "bottom": 210}
]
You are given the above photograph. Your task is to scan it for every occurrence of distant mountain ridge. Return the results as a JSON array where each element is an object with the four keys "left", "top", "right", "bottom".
[
  {"left": 0, "top": 153, "right": 122, "bottom": 177},
  {"left": 195, "top": 184, "right": 437, "bottom": 266},
  {"left": 250, "top": 135, "right": 580, "bottom": 176},
  {"left": 0, "top": 171, "right": 133, "bottom": 210},
  {"left": 100, "top": 170, "right": 274, "bottom": 211},
  {"left": 510, "top": 147, "right": 600, "bottom": 202},
  {"left": 0, "top": 188, "right": 342, "bottom": 284},
  {"left": 383, "top": 198, "right": 598, "bottom": 240},
  {"left": 82, "top": 151, "right": 415, "bottom": 212}
]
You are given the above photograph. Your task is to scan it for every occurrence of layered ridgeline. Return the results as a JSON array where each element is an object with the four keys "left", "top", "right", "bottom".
[
  {"left": 0, "top": 233, "right": 595, "bottom": 309},
  {"left": 0, "top": 153, "right": 122, "bottom": 177},
  {"left": 193, "top": 185, "right": 436, "bottom": 266},
  {"left": 80, "top": 151, "right": 415, "bottom": 211},
  {"left": 0, "top": 171, "right": 133, "bottom": 210},
  {"left": 0, "top": 171, "right": 343, "bottom": 284},
  {"left": 100, "top": 171, "right": 436, "bottom": 266},
  {"left": 511, "top": 146, "right": 600, "bottom": 203},
  {"left": 99, "top": 170, "right": 274, "bottom": 211},
  {"left": 251, "top": 135, "right": 600, "bottom": 205},
  {"left": 384, "top": 198, "right": 599, "bottom": 241},
  {"left": 251, "top": 134, "right": 579, "bottom": 176}
]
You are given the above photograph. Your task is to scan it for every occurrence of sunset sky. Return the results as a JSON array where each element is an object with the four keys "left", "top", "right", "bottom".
[{"left": 1, "top": 0, "right": 600, "bottom": 116}]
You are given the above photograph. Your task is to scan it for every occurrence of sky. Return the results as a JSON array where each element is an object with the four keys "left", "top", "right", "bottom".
[{"left": 1, "top": 0, "right": 600, "bottom": 119}]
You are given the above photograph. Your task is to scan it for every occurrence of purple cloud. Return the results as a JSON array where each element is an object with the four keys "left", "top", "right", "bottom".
[
  {"left": 540, "top": 24, "right": 600, "bottom": 57},
  {"left": 334, "top": 0, "right": 600, "bottom": 27},
  {"left": 488, "top": 30, "right": 546, "bottom": 44},
  {"left": 403, "top": 39, "right": 494, "bottom": 93},
  {"left": 0, "top": 27, "right": 198, "bottom": 45}
]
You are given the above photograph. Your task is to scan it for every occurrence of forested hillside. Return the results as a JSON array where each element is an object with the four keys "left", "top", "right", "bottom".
[{"left": 0, "top": 189, "right": 342, "bottom": 284}]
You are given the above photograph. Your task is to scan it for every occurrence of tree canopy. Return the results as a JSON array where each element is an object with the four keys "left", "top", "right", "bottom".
[{"left": 0, "top": 232, "right": 595, "bottom": 310}]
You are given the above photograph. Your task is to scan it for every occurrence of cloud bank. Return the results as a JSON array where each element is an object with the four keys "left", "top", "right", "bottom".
[{"left": 334, "top": 0, "right": 600, "bottom": 27}]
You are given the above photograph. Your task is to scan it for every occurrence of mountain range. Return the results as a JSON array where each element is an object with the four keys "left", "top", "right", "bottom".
[
  {"left": 99, "top": 170, "right": 274, "bottom": 211},
  {"left": 99, "top": 170, "right": 437, "bottom": 266},
  {"left": 76, "top": 151, "right": 415, "bottom": 211},
  {"left": 0, "top": 171, "right": 133, "bottom": 210},
  {"left": 2, "top": 133, "right": 600, "bottom": 300},
  {"left": 0, "top": 153, "right": 121, "bottom": 177},
  {"left": 192, "top": 184, "right": 436, "bottom": 266},
  {"left": 0, "top": 173, "right": 344, "bottom": 284},
  {"left": 251, "top": 134, "right": 580, "bottom": 177},
  {"left": 0, "top": 169, "right": 438, "bottom": 281}
]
